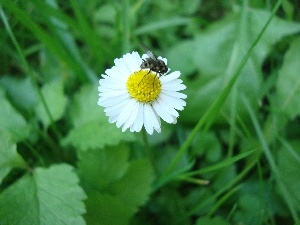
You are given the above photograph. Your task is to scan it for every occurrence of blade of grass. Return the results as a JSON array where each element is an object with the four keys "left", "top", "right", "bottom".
[
  {"left": 182, "top": 149, "right": 255, "bottom": 177},
  {"left": 278, "top": 137, "right": 300, "bottom": 164},
  {"left": 156, "top": 0, "right": 283, "bottom": 187},
  {"left": 41, "top": 0, "right": 98, "bottom": 83},
  {"left": 1, "top": 0, "right": 93, "bottom": 83},
  {"left": 135, "top": 17, "right": 190, "bottom": 35},
  {"left": 121, "top": 0, "right": 130, "bottom": 53},
  {"left": 189, "top": 148, "right": 261, "bottom": 215},
  {"left": 68, "top": 0, "right": 110, "bottom": 69},
  {"left": 242, "top": 95, "right": 300, "bottom": 223},
  {"left": 30, "top": 0, "right": 111, "bottom": 67},
  {"left": 0, "top": 6, "right": 62, "bottom": 160},
  {"left": 207, "top": 184, "right": 241, "bottom": 217}
]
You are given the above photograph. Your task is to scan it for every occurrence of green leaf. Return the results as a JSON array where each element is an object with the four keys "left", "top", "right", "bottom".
[
  {"left": 135, "top": 17, "right": 190, "bottom": 35},
  {"left": 62, "top": 120, "right": 134, "bottom": 151},
  {"left": 62, "top": 85, "right": 134, "bottom": 151},
  {"left": 35, "top": 79, "right": 68, "bottom": 128},
  {"left": 0, "top": 76, "right": 37, "bottom": 111},
  {"left": 234, "top": 194, "right": 264, "bottom": 225},
  {"left": 181, "top": 7, "right": 300, "bottom": 123},
  {"left": 277, "top": 141, "right": 300, "bottom": 210},
  {"left": 80, "top": 146, "right": 154, "bottom": 225},
  {"left": 276, "top": 37, "right": 300, "bottom": 120},
  {"left": 191, "top": 132, "right": 222, "bottom": 163},
  {"left": 85, "top": 193, "right": 134, "bottom": 225},
  {"left": 0, "top": 88, "right": 30, "bottom": 141},
  {"left": 0, "top": 164, "right": 86, "bottom": 225},
  {"left": 196, "top": 216, "right": 230, "bottom": 225},
  {"left": 167, "top": 40, "right": 197, "bottom": 76},
  {"left": 110, "top": 159, "right": 154, "bottom": 210},
  {"left": 78, "top": 145, "right": 130, "bottom": 190},
  {"left": 0, "top": 132, "right": 26, "bottom": 184},
  {"left": 69, "top": 85, "right": 107, "bottom": 127}
]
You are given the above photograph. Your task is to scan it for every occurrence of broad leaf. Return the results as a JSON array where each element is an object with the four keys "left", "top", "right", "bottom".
[
  {"left": 69, "top": 85, "right": 106, "bottom": 127},
  {"left": 0, "top": 88, "right": 30, "bottom": 141},
  {"left": 0, "top": 164, "right": 86, "bottom": 225},
  {"left": 0, "top": 132, "right": 26, "bottom": 184},
  {"left": 35, "top": 79, "right": 68, "bottom": 128},
  {"left": 80, "top": 146, "right": 154, "bottom": 225},
  {"left": 276, "top": 37, "right": 300, "bottom": 120},
  {"left": 110, "top": 159, "right": 154, "bottom": 210},
  {"left": 196, "top": 216, "right": 230, "bottom": 225},
  {"left": 78, "top": 145, "right": 130, "bottom": 190},
  {"left": 85, "top": 193, "right": 134, "bottom": 225},
  {"left": 234, "top": 194, "right": 264, "bottom": 224},
  {"left": 0, "top": 76, "right": 37, "bottom": 111},
  {"left": 62, "top": 85, "right": 134, "bottom": 151},
  {"left": 276, "top": 141, "right": 300, "bottom": 210}
]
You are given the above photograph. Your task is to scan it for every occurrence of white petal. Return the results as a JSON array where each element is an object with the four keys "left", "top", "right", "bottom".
[
  {"left": 99, "top": 89, "right": 128, "bottom": 98},
  {"left": 114, "top": 57, "right": 132, "bottom": 78},
  {"left": 104, "top": 100, "right": 128, "bottom": 117},
  {"left": 143, "top": 104, "right": 160, "bottom": 135},
  {"left": 130, "top": 103, "right": 144, "bottom": 132},
  {"left": 121, "top": 100, "right": 140, "bottom": 131},
  {"left": 156, "top": 96, "right": 179, "bottom": 118},
  {"left": 116, "top": 99, "right": 137, "bottom": 128},
  {"left": 162, "top": 83, "right": 186, "bottom": 92},
  {"left": 152, "top": 101, "right": 174, "bottom": 123},
  {"left": 98, "top": 93, "right": 129, "bottom": 107},
  {"left": 160, "top": 93, "right": 186, "bottom": 110},
  {"left": 161, "top": 90, "right": 187, "bottom": 99},
  {"left": 105, "top": 66, "right": 128, "bottom": 82},
  {"left": 99, "top": 77, "right": 125, "bottom": 89},
  {"left": 143, "top": 106, "right": 154, "bottom": 135},
  {"left": 123, "top": 51, "right": 142, "bottom": 73},
  {"left": 160, "top": 71, "right": 180, "bottom": 82},
  {"left": 153, "top": 112, "right": 161, "bottom": 133}
]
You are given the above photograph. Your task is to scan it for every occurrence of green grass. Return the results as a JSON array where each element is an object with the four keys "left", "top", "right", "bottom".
[{"left": 1, "top": 0, "right": 300, "bottom": 224}]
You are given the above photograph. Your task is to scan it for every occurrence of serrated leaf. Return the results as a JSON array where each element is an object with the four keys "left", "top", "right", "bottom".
[
  {"left": 69, "top": 85, "right": 105, "bottom": 127},
  {"left": 78, "top": 145, "right": 154, "bottom": 224},
  {"left": 181, "top": 7, "right": 300, "bottom": 123},
  {"left": 62, "top": 121, "right": 134, "bottom": 151},
  {"left": 0, "top": 88, "right": 30, "bottom": 141},
  {"left": 78, "top": 145, "right": 130, "bottom": 190},
  {"left": 0, "top": 132, "right": 26, "bottom": 184},
  {"left": 35, "top": 79, "right": 67, "bottom": 128},
  {"left": 0, "top": 164, "right": 86, "bottom": 225},
  {"left": 63, "top": 85, "right": 135, "bottom": 151},
  {"left": 83, "top": 158, "right": 154, "bottom": 225},
  {"left": 276, "top": 37, "right": 300, "bottom": 120}
]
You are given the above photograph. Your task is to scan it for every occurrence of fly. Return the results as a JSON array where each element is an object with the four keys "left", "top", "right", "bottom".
[{"left": 140, "top": 44, "right": 168, "bottom": 76}]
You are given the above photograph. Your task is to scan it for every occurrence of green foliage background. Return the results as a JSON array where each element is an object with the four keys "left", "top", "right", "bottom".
[{"left": 0, "top": 0, "right": 300, "bottom": 224}]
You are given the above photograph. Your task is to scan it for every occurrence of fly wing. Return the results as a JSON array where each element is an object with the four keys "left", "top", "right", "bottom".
[
  {"left": 146, "top": 50, "right": 156, "bottom": 60},
  {"left": 140, "top": 42, "right": 157, "bottom": 60}
]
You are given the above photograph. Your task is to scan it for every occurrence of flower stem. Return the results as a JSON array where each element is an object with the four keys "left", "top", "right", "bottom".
[{"left": 141, "top": 128, "right": 157, "bottom": 174}]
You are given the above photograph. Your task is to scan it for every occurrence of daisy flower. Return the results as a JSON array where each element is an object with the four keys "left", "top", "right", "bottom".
[{"left": 98, "top": 51, "right": 186, "bottom": 135}]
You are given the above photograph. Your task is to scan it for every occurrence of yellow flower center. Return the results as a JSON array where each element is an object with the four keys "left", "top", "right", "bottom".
[{"left": 126, "top": 70, "right": 162, "bottom": 103}]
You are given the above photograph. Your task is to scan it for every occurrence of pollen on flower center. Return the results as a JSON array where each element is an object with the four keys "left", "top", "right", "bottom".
[{"left": 126, "top": 70, "right": 162, "bottom": 103}]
